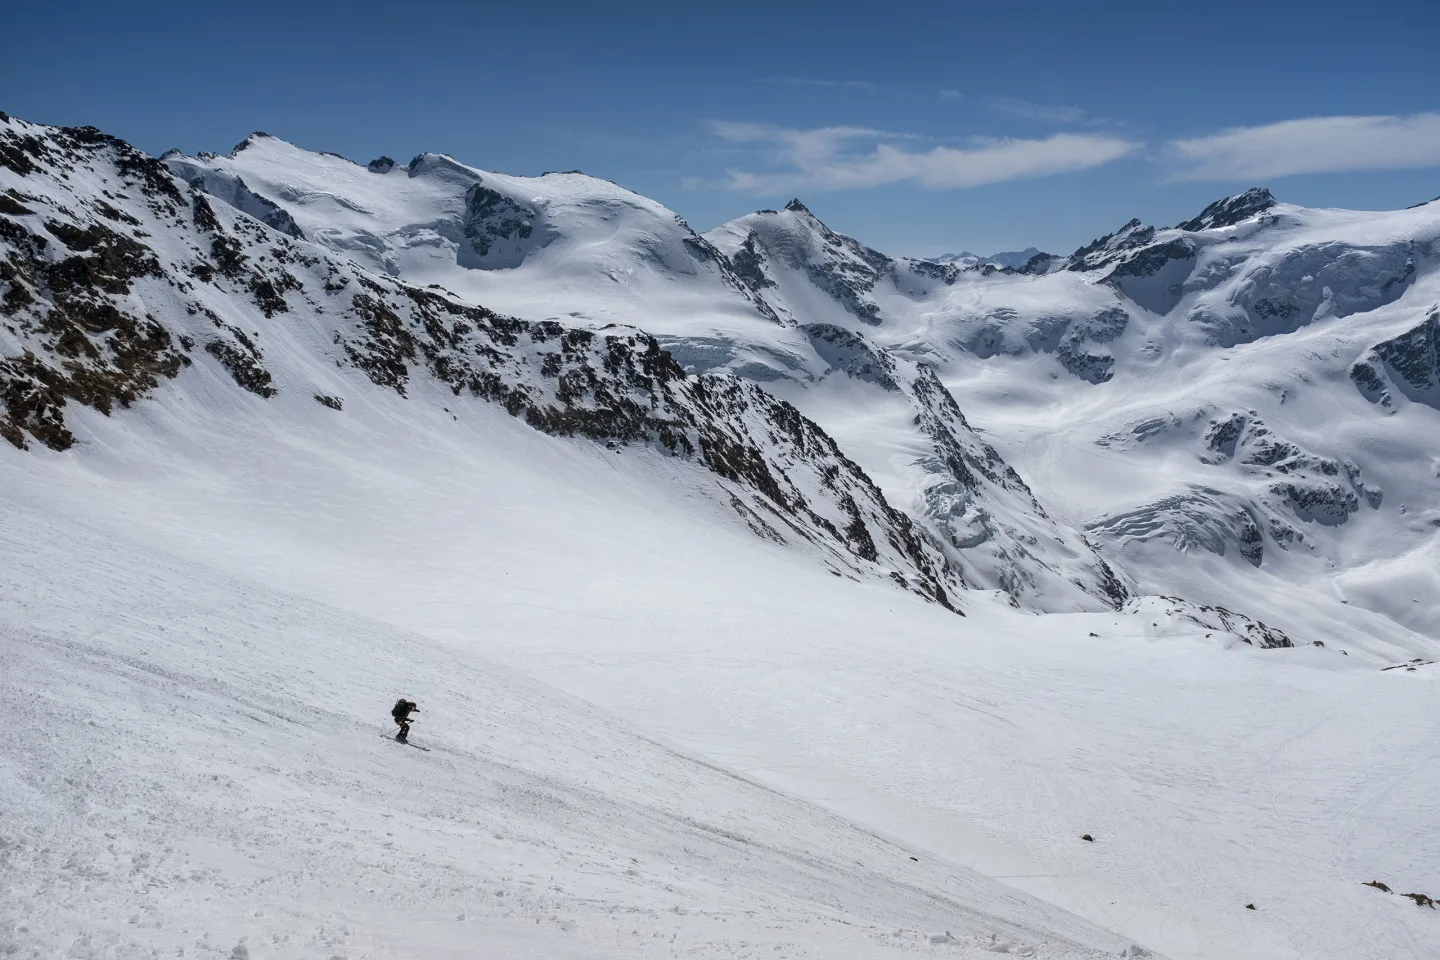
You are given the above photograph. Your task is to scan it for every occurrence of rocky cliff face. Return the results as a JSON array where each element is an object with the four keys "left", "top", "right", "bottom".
[{"left": 1352, "top": 307, "right": 1440, "bottom": 409}]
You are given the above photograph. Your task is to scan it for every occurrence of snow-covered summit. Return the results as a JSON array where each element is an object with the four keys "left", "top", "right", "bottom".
[
  {"left": 938, "top": 246, "right": 1046, "bottom": 269},
  {"left": 162, "top": 132, "right": 784, "bottom": 335}
]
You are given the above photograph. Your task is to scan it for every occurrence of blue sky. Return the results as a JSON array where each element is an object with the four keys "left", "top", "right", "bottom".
[{"left": 5, "top": 0, "right": 1440, "bottom": 256}]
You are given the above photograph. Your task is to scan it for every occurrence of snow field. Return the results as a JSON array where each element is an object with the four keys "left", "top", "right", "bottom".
[
  {"left": 3, "top": 392, "right": 1437, "bottom": 960},
  {"left": 0, "top": 490, "right": 1137, "bottom": 960}
]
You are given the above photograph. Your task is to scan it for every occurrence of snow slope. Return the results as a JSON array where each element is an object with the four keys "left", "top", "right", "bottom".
[
  {"left": 3, "top": 333, "right": 1437, "bottom": 960},
  {"left": 1, "top": 488, "right": 1140, "bottom": 960},
  {"left": 4, "top": 113, "right": 1440, "bottom": 960}
]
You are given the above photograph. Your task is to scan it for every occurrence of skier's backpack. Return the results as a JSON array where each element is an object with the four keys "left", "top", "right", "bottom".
[{"left": 392, "top": 699, "right": 409, "bottom": 720}]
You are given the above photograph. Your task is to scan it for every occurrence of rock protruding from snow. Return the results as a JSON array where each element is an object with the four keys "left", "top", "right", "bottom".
[
  {"left": 162, "top": 155, "right": 305, "bottom": 239},
  {"left": 1123, "top": 595, "right": 1295, "bottom": 648},
  {"left": 1176, "top": 188, "right": 1277, "bottom": 232},
  {"left": 1353, "top": 307, "right": 1440, "bottom": 409}
]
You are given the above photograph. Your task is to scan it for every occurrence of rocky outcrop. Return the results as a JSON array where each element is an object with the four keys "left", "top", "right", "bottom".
[
  {"left": 953, "top": 305, "right": 1130, "bottom": 383},
  {"left": 1352, "top": 308, "right": 1440, "bottom": 409},
  {"left": 458, "top": 183, "right": 541, "bottom": 268},
  {"left": 1123, "top": 595, "right": 1295, "bottom": 648},
  {"left": 905, "top": 362, "right": 1128, "bottom": 608},
  {"left": 161, "top": 157, "right": 305, "bottom": 239},
  {"left": 329, "top": 277, "right": 963, "bottom": 608},
  {"left": 1176, "top": 188, "right": 1276, "bottom": 232},
  {"left": 1089, "top": 409, "right": 1383, "bottom": 567},
  {"left": 801, "top": 323, "right": 899, "bottom": 391}
]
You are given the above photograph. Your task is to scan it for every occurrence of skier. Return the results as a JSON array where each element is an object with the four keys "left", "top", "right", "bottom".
[{"left": 391, "top": 698, "right": 419, "bottom": 742}]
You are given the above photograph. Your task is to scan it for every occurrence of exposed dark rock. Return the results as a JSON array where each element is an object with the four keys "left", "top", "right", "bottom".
[
  {"left": 1067, "top": 218, "right": 1155, "bottom": 271},
  {"left": 0, "top": 127, "right": 50, "bottom": 176},
  {"left": 802, "top": 323, "right": 899, "bottom": 390},
  {"left": 1018, "top": 251, "right": 1058, "bottom": 274},
  {"left": 1366, "top": 308, "right": 1440, "bottom": 407},
  {"left": 1125, "top": 596, "right": 1293, "bottom": 647},
  {"left": 1349, "top": 360, "right": 1392, "bottom": 407},
  {"left": 1103, "top": 238, "right": 1198, "bottom": 314},
  {"left": 1177, "top": 188, "right": 1277, "bottom": 232},
  {"left": 329, "top": 276, "right": 962, "bottom": 608},
  {"left": 0, "top": 216, "right": 184, "bottom": 447},
  {"left": 0, "top": 192, "right": 32, "bottom": 216},
  {"left": 729, "top": 232, "right": 776, "bottom": 290},
  {"left": 165, "top": 161, "right": 306, "bottom": 239},
  {"left": 1205, "top": 413, "right": 1248, "bottom": 460},
  {"left": 1055, "top": 347, "right": 1115, "bottom": 383},
  {"left": 460, "top": 183, "right": 536, "bottom": 266},
  {"left": 205, "top": 327, "right": 276, "bottom": 398}
]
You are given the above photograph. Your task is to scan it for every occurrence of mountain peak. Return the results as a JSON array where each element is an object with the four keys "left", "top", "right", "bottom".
[
  {"left": 230, "top": 131, "right": 277, "bottom": 155},
  {"left": 1178, "top": 187, "right": 1276, "bottom": 232},
  {"left": 937, "top": 247, "right": 1045, "bottom": 270},
  {"left": 783, "top": 198, "right": 812, "bottom": 215}
]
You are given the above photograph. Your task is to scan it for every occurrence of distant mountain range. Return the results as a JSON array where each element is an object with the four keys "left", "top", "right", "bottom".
[
  {"left": 936, "top": 247, "right": 1046, "bottom": 269},
  {"left": 4, "top": 112, "right": 1439, "bottom": 655}
]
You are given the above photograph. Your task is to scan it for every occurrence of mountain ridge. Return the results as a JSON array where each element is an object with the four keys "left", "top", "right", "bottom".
[{"left": 5, "top": 112, "right": 1439, "bottom": 649}]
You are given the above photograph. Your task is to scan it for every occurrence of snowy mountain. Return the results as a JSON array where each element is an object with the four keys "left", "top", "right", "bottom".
[
  {"left": 0, "top": 119, "right": 963, "bottom": 608},
  {"left": 6, "top": 108, "right": 1438, "bottom": 652},
  {"left": 5, "top": 112, "right": 1440, "bottom": 960},
  {"left": 938, "top": 246, "right": 1046, "bottom": 269},
  {"left": 702, "top": 188, "right": 1440, "bottom": 655}
]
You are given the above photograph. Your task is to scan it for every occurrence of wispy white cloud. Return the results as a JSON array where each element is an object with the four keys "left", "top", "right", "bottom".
[
  {"left": 1170, "top": 112, "right": 1440, "bottom": 181},
  {"left": 707, "top": 121, "right": 1139, "bottom": 193},
  {"left": 757, "top": 77, "right": 877, "bottom": 92},
  {"left": 937, "top": 91, "right": 1089, "bottom": 125},
  {"left": 983, "top": 96, "right": 1088, "bottom": 125}
]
